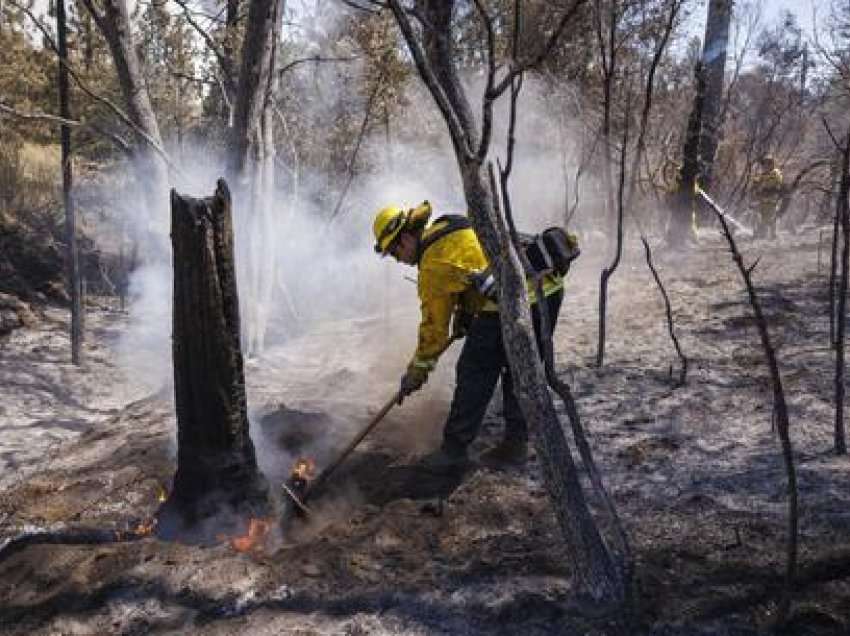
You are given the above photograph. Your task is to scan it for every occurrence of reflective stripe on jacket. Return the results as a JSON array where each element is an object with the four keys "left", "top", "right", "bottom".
[{"left": 411, "top": 218, "right": 563, "bottom": 373}]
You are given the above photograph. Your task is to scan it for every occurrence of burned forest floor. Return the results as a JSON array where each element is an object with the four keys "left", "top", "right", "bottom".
[{"left": 1, "top": 224, "right": 850, "bottom": 635}]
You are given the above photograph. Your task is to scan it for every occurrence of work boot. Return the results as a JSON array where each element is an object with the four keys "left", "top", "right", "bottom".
[
  {"left": 480, "top": 438, "right": 528, "bottom": 467},
  {"left": 418, "top": 448, "right": 469, "bottom": 475}
]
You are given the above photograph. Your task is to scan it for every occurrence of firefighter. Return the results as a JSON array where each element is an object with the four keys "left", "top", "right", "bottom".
[
  {"left": 751, "top": 155, "right": 784, "bottom": 240},
  {"left": 373, "top": 202, "right": 565, "bottom": 474}
]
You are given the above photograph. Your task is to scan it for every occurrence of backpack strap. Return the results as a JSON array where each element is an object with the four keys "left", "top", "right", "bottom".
[{"left": 416, "top": 214, "right": 472, "bottom": 262}]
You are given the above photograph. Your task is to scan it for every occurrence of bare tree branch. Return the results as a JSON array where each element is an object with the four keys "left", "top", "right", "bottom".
[
  {"left": 386, "top": 0, "right": 473, "bottom": 160},
  {"left": 336, "top": 0, "right": 383, "bottom": 13},
  {"left": 327, "top": 65, "right": 387, "bottom": 222},
  {"left": 278, "top": 54, "right": 360, "bottom": 77},
  {"left": 9, "top": 0, "right": 179, "bottom": 175},
  {"left": 488, "top": 0, "right": 588, "bottom": 99},
  {"left": 0, "top": 100, "right": 80, "bottom": 127},
  {"left": 473, "top": 0, "right": 497, "bottom": 162},
  {"left": 170, "top": 0, "right": 232, "bottom": 79}
]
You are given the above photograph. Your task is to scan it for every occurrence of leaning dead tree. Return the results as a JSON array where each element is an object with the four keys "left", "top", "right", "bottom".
[
  {"left": 160, "top": 180, "right": 269, "bottom": 537},
  {"left": 388, "top": 0, "right": 627, "bottom": 610},
  {"left": 699, "top": 188, "right": 798, "bottom": 625}
]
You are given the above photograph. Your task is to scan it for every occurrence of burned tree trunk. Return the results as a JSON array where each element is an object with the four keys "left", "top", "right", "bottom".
[
  {"left": 665, "top": 62, "right": 705, "bottom": 247},
  {"left": 697, "top": 0, "right": 732, "bottom": 191},
  {"left": 160, "top": 179, "right": 268, "bottom": 536}
]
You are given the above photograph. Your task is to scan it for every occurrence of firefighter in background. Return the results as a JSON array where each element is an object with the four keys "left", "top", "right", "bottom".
[
  {"left": 372, "top": 202, "right": 565, "bottom": 474},
  {"left": 751, "top": 155, "right": 784, "bottom": 240}
]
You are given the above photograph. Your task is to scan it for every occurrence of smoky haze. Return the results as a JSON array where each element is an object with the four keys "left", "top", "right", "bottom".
[{"left": 97, "top": 11, "right": 597, "bottom": 486}]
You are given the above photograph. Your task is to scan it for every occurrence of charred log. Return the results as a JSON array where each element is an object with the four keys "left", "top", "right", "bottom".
[{"left": 158, "top": 179, "right": 269, "bottom": 540}]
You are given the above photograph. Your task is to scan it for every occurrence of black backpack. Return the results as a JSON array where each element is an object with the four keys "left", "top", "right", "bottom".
[
  {"left": 419, "top": 214, "right": 580, "bottom": 278},
  {"left": 521, "top": 227, "right": 581, "bottom": 277}
]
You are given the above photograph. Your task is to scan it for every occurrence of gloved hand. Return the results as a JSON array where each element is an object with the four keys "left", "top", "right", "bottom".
[
  {"left": 398, "top": 366, "right": 428, "bottom": 404},
  {"left": 451, "top": 310, "right": 473, "bottom": 339}
]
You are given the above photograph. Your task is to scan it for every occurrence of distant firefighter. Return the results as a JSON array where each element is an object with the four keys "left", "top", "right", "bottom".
[{"left": 751, "top": 155, "right": 784, "bottom": 240}]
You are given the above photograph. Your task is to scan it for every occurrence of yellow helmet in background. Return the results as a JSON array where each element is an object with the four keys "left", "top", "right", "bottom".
[{"left": 372, "top": 201, "right": 432, "bottom": 255}]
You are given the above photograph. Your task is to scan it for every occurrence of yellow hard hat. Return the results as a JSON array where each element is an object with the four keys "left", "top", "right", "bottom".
[
  {"left": 373, "top": 206, "right": 408, "bottom": 254},
  {"left": 372, "top": 201, "right": 432, "bottom": 254}
]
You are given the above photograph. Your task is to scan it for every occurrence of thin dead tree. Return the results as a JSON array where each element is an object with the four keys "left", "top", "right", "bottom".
[
  {"left": 596, "top": 74, "right": 631, "bottom": 367},
  {"left": 699, "top": 188, "right": 799, "bottom": 625},
  {"left": 640, "top": 236, "right": 687, "bottom": 385},
  {"left": 388, "top": 0, "right": 628, "bottom": 609},
  {"left": 624, "top": 0, "right": 683, "bottom": 211},
  {"left": 159, "top": 180, "right": 269, "bottom": 537},
  {"left": 56, "top": 0, "right": 82, "bottom": 364}
]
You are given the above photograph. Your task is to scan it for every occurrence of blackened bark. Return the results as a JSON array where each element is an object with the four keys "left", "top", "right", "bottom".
[
  {"left": 162, "top": 180, "right": 268, "bottom": 533},
  {"left": 57, "top": 0, "right": 82, "bottom": 365},
  {"left": 697, "top": 0, "right": 731, "bottom": 191},
  {"left": 835, "top": 134, "right": 850, "bottom": 455},
  {"left": 665, "top": 63, "right": 704, "bottom": 246}
]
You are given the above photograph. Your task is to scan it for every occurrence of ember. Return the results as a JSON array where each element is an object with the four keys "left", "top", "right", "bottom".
[
  {"left": 134, "top": 517, "right": 158, "bottom": 536},
  {"left": 230, "top": 517, "right": 272, "bottom": 553}
]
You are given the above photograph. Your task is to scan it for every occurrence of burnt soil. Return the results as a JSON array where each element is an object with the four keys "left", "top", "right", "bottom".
[{"left": 1, "top": 226, "right": 849, "bottom": 635}]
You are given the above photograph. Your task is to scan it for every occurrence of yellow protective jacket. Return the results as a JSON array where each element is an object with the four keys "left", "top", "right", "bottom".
[
  {"left": 410, "top": 217, "right": 563, "bottom": 375},
  {"left": 752, "top": 168, "right": 783, "bottom": 203}
]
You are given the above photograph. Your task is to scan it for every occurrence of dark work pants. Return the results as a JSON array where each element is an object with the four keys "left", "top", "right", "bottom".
[{"left": 442, "top": 290, "right": 563, "bottom": 456}]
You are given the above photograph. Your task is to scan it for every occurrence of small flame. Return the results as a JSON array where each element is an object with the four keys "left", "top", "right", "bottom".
[
  {"left": 291, "top": 457, "right": 316, "bottom": 480},
  {"left": 157, "top": 485, "right": 168, "bottom": 503},
  {"left": 135, "top": 517, "right": 157, "bottom": 536},
  {"left": 230, "top": 517, "right": 271, "bottom": 553}
]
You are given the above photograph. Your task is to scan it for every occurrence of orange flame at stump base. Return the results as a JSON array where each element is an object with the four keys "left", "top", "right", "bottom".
[{"left": 229, "top": 517, "right": 272, "bottom": 553}]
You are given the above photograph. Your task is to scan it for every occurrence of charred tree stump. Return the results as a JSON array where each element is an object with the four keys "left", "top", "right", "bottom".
[{"left": 158, "top": 179, "right": 268, "bottom": 540}]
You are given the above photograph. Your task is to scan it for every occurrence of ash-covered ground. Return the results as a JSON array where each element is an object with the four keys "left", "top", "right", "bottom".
[{"left": 1, "top": 225, "right": 849, "bottom": 635}]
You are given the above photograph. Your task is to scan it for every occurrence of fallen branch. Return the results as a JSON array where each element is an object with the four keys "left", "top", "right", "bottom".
[{"left": 0, "top": 523, "right": 155, "bottom": 564}]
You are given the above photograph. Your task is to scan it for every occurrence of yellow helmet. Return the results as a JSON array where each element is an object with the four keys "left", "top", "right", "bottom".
[
  {"left": 372, "top": 201, "right": 432, "bottom": 254},
  {"left": 373, "top": 206, "right": 408, "bottom": 254}
]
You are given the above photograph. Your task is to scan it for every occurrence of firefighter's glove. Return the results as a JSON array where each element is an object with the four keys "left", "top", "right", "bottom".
[
  {"left": 398, "top": 366, "right": 428, "bottom": 405},
  {"left": 451, "top": 310, "right": 473, "bottom": 339}
]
